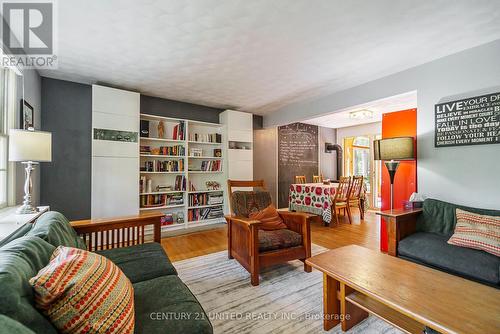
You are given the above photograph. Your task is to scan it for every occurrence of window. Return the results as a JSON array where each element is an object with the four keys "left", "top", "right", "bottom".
[{"left": 0, "top": 66, "right": 18, "bottom": 209}]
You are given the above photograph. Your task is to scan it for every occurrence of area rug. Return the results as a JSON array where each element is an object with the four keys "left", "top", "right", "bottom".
[{"left": 174, "top": 244, "right": 403, "bottom": 334}]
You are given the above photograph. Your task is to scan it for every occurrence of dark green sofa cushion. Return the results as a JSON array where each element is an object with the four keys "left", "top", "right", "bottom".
[
  {"left": 0, "top": 315, "right": 36, "bottom": 334},
  {"left": 133, "top": 275, "right": 212, "bottom": 334},
  {"left": 96, "top": 242, "right": 177, "bottom": 283},
  {"left": 417, "top": 198, "right": 500, "bottom": 235},
  {"left": 27, "top": 211, "right": 86, "bottom": 249},
  {"left": 0, "top": 236, "right": 58, "bottom": 334},
  {"left": 398, "top": 232, "right": 500, "bottom": 287}
]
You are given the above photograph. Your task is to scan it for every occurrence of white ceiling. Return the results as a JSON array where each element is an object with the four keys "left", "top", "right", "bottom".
[
  {"left": 303, "top": 91, "right": 417, "bottom": 129},
  {"left": 39, "top": 0, "right": 500, "bottom": 115}
]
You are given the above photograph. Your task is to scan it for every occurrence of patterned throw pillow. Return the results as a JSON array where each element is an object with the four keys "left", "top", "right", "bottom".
[
  {"left": 249, "top": 204, "right": 287, "bottom": 230},
  {"left": 448, "top": 209, "right": 500, "bottom": 257},
  {"left": 29, "top": 246, "right": 134, "bottom": 334}
]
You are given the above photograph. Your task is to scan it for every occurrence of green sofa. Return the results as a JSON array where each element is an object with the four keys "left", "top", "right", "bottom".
[
  {"left": 397, "top": 198, "right": 500, "bottom": 288},
  {"left": 0, "top": 211, "right": 213, "bottom": 333}
]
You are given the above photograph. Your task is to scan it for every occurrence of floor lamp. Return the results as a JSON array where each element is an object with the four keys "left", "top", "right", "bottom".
[{"left": 373, "top": 137, "right": 415, "bottom": 210}]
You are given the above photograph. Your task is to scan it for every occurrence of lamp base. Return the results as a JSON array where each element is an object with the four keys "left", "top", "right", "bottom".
[
  {"left": 16, "top": 204, "right": 38, "bottom": 215},
  {"left": 17, "top": 161, "right": 39, "bottom": 215},
  {"left": 384, "top": 160, "right": 400, "bottom": 210}
]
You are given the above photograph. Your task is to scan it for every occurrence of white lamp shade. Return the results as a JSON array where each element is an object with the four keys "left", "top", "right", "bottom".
[{"left": 8, "top": 129, "right": 52, "bottom": 162}]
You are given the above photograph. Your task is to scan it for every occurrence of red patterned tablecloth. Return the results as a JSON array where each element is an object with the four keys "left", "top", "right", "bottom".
[{"left": 288, "top": 183, "right": 338, "bottom": 223}]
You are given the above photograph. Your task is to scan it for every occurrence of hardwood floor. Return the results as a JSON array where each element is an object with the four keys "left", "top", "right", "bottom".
[{"left": 161, "top": 208, "right": 381, "bottom": 262}]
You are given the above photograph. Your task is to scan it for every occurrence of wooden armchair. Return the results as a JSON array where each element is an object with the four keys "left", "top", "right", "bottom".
[
  {"left": 226, "top": 180, "right": 312, "bottom": 286},
  {"left": 71, "top": 211, "right": 163, "bottom": 251}
]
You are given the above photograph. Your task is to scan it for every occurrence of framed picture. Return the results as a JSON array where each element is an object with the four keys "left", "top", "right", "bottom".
[{"left": 20, "top": 99, "right": 34, "bottom": 130}]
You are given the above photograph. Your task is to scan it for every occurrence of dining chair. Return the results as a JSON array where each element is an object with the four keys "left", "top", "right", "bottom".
[
  {"left": 348, "top": 176, "right": 365, "bottom": 220},
  {"left": 295, "top": 175, "right": 307, "bottom": 184},
  {"left": 331, "top": 176, "right": 352, "bottom": 226},
  {"left": 312, "top": 175, "right": 323, "bottom": 183}
]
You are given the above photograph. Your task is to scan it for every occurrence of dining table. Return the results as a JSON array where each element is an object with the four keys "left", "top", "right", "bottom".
[{"left": 288, "top": 182, "right": 339, "bottom": 224}]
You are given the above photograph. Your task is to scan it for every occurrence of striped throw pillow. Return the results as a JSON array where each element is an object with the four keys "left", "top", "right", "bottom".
[
  {"left": 30, "top": 246, "right": 134, "bottom": 334},
  {"left": 448, "top": 209, "right": 500, "bottom": 257}
]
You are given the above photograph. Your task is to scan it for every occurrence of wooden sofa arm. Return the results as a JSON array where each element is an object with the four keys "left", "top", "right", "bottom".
[
  {"left": 376, "top": 208, "right": 422, "bottom": 256},
  {"left": 71, "top": 212, "right": 164, "bottom": 251}
]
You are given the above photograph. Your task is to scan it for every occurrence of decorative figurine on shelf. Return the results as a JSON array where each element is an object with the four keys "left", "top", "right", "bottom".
[
  {"left": 157, "top": 121, "right": 165, "bottom": 139},
  {"left": 205, "top": 181, "right": 221, "bottom": 190}
]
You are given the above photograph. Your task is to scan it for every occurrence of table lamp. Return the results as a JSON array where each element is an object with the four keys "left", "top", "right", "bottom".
[
  {"left": 8, "top": 129, "right": 52, "bottom": 214},
  {"left": 373, "top": 137, "right": 414, "bottom": 210}
]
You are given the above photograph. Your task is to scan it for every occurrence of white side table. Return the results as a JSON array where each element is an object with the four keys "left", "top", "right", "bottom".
[{"left": 0, "top": 206, "right": 50, "bottom": 241}]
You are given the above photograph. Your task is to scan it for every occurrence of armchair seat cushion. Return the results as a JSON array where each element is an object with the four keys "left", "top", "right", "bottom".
[
  {"left": 398, "top": 232, "right": 500, "bottom": 287},
  {"left": 96, "top": 242, "right": 177, "bottom": 283},
  {"left": 259, "top": 229, "right": 303, "bottom": 252}
]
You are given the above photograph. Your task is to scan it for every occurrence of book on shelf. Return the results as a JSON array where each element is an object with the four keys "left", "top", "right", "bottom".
[
  {"left": 142, "top": 159, "right": 184, "bottom": 172},
  {"left": 199, "top": 160, "right": 221, "bottom": 171},
  {"left": 188, "top": 181, "right": 196, "bottom": 191},
  {"left": 140, "top": 145, "right": 151, "bottom": 154},
  {"left": 188, "top": 192, "right": 223, "bottom": 206},
  {"left": 188, "top": 206, "right": 223, "bottom": 222},
  {"left": 140, "top": 193, "right": 184, "bottom": 208},
  {"left": 188, "top": 133, "right": 222, "bottom": 143},
  {"left": 141, "top": 145, "right": 185, "bottom": 156},
  {"left": 172, "top": 121, "right": 185, "bottom": 140},
  {"left": 174, "top": 175, "right": 186, "bottom": 191}
]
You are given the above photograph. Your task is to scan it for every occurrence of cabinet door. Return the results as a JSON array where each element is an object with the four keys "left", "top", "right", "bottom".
[
  {"left": 91, "top": 157, "right": 139, "bottom": 219},
  {"left": 226, "top": 111, "right": 252, "bottom": 131},
  {"left": 92, "top": 85, "right": 140, "bottom": 116},
  {"left": 228, "top": 161, "right": 253, "bottom": 180}
]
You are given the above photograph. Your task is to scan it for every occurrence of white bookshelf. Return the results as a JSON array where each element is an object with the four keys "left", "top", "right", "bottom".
[{"left": 139, "top": 113, "right": 226, "bottom": 234}]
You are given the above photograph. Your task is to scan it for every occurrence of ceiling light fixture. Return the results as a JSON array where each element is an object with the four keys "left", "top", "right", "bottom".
[{"left": 349, "top": 109, "right": 373, "bottom": 119}]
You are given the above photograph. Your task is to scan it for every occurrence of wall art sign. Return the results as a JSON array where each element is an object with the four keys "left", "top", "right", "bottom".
[{"left": 435, "top": 92, "right": 500, "bottom": 147}]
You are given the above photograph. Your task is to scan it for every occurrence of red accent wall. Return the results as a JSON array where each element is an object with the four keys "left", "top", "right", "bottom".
[{"left": 380, "top": 109, "right": 417, "bottom": 252}]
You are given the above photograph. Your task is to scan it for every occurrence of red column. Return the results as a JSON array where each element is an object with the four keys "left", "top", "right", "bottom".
[{"left": 380, "top": 109, "right": 417, "bottom": 252}]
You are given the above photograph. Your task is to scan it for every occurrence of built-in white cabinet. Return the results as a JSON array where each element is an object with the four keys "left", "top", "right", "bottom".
[
  {"left": 91, "top": 85, "right": 140, "bottom": 219},
  {"left": 220, "top": 110, "right": 253, "bottom": 182}
]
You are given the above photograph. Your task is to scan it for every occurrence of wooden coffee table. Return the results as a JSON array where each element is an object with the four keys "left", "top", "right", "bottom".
[{"left": 306, "top": 245, "right": 500, "bottom": 334}]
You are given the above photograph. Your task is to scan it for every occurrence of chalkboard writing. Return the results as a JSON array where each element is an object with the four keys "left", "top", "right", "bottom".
[
  {"left": 278, "top": 123, "right": 318, "bottom": 208},
  {"left": 435, "top": 92, "right": 500, "bottom": 147}
]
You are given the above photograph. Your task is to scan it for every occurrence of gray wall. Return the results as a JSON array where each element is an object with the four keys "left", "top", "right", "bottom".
[
  {"left": 141, "top": 95, "right": 223, "bottom": 122},
  {"left": 253, "top": 128, "right": 277, "bottom": 203},
  {"left": 265, "top": 40, "right": 500, "bottom": 209},
  {"left": 40, "top": 78, "right": 262, "bottom": 219},
  {"left": 41, "top": 78, "right": 92, "bottom": 220},
  {"left": 141, "top": 95, "right": 263, "bottom": 127},
  {"left": 319, "top": 127, "right": 337, "bottom": 180}
]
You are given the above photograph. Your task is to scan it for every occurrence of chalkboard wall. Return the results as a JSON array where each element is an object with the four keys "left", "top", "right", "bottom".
[{"left": 278, "top": 123, "right": 319, "bottom": 208}]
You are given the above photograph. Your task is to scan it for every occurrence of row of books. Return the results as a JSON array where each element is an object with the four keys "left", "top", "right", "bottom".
[
  {"left": 140, "top": 145, "right": 185, "bottom": 156},
  {"left": 140, "top": 193, "right": 184, "bottom": 208},
  {"left": 141, "top": 159, "right": 184, "bottom": 172},
  {"left": 175, "top": 175, "right": 186, "bottom": 191},
  {"left": 188, "top": 206, "right": 223, "bottom": 222},
  {"left": 172, "top": 121, "right": 185, "bottom": 140},
  {"left": 195, "top": 160, "right": 222, "bottom": 172},
  {"left": 188, "top": 192, "right": 224, "bottom": 206},
  {"left": 188, "top": 133, "right": 222, "bottom": 143}
]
